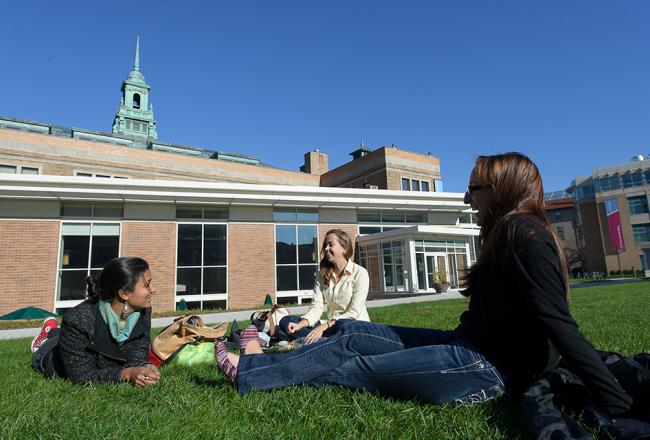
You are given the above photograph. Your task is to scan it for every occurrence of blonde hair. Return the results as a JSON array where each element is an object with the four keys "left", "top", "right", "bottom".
[{"left": 319, "top": 229, "right": 353, "bottom": 286}]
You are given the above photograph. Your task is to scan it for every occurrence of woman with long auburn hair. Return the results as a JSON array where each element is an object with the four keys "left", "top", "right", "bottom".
[
  {"left": 215, "top": 153, "right": 632, "bottom": 418},
  {"left": 277, "top": 229, "right": 370, "bottom": 344}
]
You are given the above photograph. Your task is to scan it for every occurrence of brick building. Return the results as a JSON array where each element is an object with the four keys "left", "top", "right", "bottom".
[
  {"left": 0, "top": 39, "right": 476, "bottom": 315},
  {"left": 544, "top": 191, "right": 581, "bottom": 276},
  {"left": 568, "top": 156, "right": 650, "bottom": 274}
]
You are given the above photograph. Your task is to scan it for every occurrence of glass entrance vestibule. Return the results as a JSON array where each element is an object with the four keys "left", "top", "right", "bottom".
[{"left": 356, "top": 226, "right": 479, "bottom": 294}]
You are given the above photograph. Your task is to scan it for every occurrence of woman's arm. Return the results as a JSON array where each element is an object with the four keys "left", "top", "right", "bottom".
[
  {"left": 512, "top": 234, "right": 632, "bottom": 416},
  {"left": 122, "top": 310, "right": 152, "bottom": 368},
  {"left": 336, "top": 266, "right": 369, "bottom": 321},
  {"left": 300, "top": 276, "right": 326, "bottom": 327}
]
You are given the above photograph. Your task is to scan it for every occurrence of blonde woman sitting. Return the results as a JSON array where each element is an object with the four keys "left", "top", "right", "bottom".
[{"left": 279, "top": 229, "right": 370, "bottom": 345}]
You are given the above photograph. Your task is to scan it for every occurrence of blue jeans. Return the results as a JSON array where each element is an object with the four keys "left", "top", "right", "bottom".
[
  {"left": 237, "top": 320, "right": 504, "bottom": 404},
  {"left": 278, "top": 315, "right": 341, "bottom": 340}
]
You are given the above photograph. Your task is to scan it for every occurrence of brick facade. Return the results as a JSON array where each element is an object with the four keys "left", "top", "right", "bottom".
[
  {"left": 227, "top": 223, "right": 276, "bottom": 309},
  {"left": 0, "top": 220, "right": 60, "bottom": 314},
  {"left": 120, "top": 221, "right": 177, "bottom": 312},
  {"left": 0, "top": 129, "right": 320, "bottom": 186}
]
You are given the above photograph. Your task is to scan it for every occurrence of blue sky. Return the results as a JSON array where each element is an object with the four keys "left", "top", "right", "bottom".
[{"left": 2, "top": 1, "right": 650, "bottom": 192}]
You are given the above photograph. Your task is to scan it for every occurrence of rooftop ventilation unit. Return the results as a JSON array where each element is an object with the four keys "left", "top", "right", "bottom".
[{"left": 630, "top": 155, "right": 645, "bottom": 162}]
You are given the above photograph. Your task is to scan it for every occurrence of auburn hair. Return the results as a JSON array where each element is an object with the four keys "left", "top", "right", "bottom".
[
  {"left": 319, "top": 229, "right": 354, "bottom": 286},
  {"left": 465, "top": 152, "right": 569, "bottom": 299}
]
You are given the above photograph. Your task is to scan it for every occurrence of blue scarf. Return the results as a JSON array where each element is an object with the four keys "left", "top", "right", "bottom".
[{"left": 98, "top": 300, "right": 141, "bottom": 345}]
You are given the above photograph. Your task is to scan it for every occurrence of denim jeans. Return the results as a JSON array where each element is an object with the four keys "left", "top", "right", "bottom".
[
  {"left": 278, "top": 315, "right": 341, "bottom": 340},
  {"left": 237, "top": 320, "right": 504, "bottom": 404}
]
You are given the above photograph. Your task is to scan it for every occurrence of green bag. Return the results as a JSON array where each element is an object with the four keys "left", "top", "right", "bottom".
[{"left": 167, "top": 342, "right": 215, "bottom": 366}]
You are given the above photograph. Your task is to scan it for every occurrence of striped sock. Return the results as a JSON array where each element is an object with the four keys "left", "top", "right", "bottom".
[
  {"left": 216, "top": 342, "right": 237, "bottom": 382},
  {"left": 239, "top": 325, "right": 260, "bottom": 355}
]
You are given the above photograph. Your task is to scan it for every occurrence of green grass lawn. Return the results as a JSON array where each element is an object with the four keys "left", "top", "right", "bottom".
[{"left": 1, "top": 283, "right": 647, "bottom": 440}]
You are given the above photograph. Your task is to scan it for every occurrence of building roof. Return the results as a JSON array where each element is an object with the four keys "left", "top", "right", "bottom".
[{"left": 0, "top": 174, "right": 468, "bottom": 211}]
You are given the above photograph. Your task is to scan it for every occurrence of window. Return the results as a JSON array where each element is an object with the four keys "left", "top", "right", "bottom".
[
  {"left": 176, "top": 223, "right": 228, "bottom": 309},
  {"left": 272, "top": 209, "right": 318, "bottom": 223},
  {"left": 645, "top": 170, "right": 650, "bottom": 184},
  {"left": 628, "top": 196, "right": 649, "bottom": 215},
  {"left": 555, "top": 225, "right": 565, "bottom": 241},
  {"left": 61, "top": 202, "right": 123, "bottom": 218},
  {"left": 632, "top": 224, "right": 650, "bottom": 243},
  {"left": 357, "top": 210, "right": 427, "bottom": 234},
  {"left": 57, "top": 223, "right": 120, "bottom": 303},
  {"left": 458, "top": 213, "right": 473, "bottom": 224},
  {"left": 400, "top": 177, "right": 430, "bottom": 192},
  {"left": 554, "top": 211, "right": 562, "bottom": 221},
  {"left": 1, "top": 164, "right": 39, "bottom": 174},
  {"left": 382, "top": 241, "right": 406, "bottom": 292},
  {"left": 434, "top": 179, "right": 443, "bottom": 192},
  {"left": 133, "top": 93, "right": 141, "bottom": 109},
  {"left": 622, "top": 172, "right": 643, "bottom": 188},
  {"left": 177, "top": 206, "right": 229, "bottom": 220},
  {"left": 596, "top": 175, "right": 621, "bottom": 192},
  {"left": 75, "top": 171, "right": 129, "bottom": 179},
  {"left": 21, "top": 167, "right": 39, "bottom": 175},
  {"left": 276, "top": 225, "right": 318, "bottom": 293},
  {"left": 0, "top": 164, "right": 17, "bottom": 174}
]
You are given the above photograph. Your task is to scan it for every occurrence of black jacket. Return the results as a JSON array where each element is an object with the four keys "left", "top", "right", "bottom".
[
  {"left": 522, "top": 351, "right": 650, "bottom": 440},
  {"left": 51, "top": 300, "right": 151, "bottom": 384},
  {"left": 456, "top": 215, "right": 632, "bottom": 416}
]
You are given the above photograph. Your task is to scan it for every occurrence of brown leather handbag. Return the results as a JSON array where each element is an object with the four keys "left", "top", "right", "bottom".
[{"left": 151, "top": 315, "right": 228, "bottom": 364}]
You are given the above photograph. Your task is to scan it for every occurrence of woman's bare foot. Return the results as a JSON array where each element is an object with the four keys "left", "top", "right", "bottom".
[
  {"left": 243, "top": 339, "right": 263, "bottom": 355},
  {"left": 227, "top": 352, "right": 239, "bottom": 368}
]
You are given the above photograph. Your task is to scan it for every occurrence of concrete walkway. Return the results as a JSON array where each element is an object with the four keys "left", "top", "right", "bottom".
[{"left": 0, "top": 291, "right": 465, "bottom": 341}]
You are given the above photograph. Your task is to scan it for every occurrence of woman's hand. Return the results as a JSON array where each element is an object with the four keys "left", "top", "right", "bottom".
[
  {"left": 304, "top": 322, "right": 330, "bottom": 345},
  {"left": 287, "top": 319, "right": 308, "bottom": 335},
  {"left": 122, "top": 363, "right": 160, "bottom": 387}
]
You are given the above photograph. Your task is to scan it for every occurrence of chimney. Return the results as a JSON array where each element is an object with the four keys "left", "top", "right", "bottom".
[{"left": 302, "top": 149, "right": 328, "bottom": 175}]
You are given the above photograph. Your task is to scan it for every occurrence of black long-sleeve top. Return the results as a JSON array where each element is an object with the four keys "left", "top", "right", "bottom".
[{"left": 456, "top": 215, "right": 632, "bottom": 417}]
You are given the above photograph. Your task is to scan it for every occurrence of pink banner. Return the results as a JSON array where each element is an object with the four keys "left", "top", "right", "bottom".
[{"left": 604, "top": 199, "right": 625, "bottom": 252}]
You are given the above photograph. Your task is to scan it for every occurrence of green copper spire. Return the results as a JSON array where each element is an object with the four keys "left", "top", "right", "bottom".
[{"left": 112, "top": 36, "right": 158, "bottom": 141}]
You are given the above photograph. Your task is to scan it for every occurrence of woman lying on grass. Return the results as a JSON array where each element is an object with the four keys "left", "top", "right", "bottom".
[
  {"left": 216, "top": 152, "right": 633, "bottom": 417},
  {"left": 31, "top": 256, "right": 160, "bottom": 387},
  {"left": 278, "top": 228, "right": 370, "bottom": 345}
]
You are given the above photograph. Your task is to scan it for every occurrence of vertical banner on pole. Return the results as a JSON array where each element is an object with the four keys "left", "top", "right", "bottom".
[{"left": 604, "top": 199, "right": 625, "bottom": 252}]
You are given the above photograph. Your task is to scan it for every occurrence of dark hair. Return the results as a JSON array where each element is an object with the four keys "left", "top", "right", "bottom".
[
  {"left": 319, "top": 229, "right": 354, "bottom": 286},
  {"left": 86, "top": 257, "right": 150, "bottom": 303},
  {"left": 466, "top": 152, "right": 569, "bottom": 298}
]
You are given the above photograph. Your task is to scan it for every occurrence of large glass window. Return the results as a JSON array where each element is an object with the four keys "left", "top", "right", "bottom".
[
  {"left": 632, "top": 224, "right": 650, "bottom": 243},
  {"left": 382, "top": 241, "right": 406, "bottom": 292},
  {"left": 275, "top": 225, "right": 318, "bottom": 292},
  {"left": 58, "top": 223, "right": 120, "bottom": 302},
  {"left": 628, "top": 196, "right": 649, "bottom": 215},
  {"left": 176, "top": 223, "right": 227, "bottom": 309}
]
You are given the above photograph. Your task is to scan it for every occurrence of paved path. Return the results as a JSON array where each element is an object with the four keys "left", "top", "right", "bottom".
[{"left": 0, "top": 291, "right": 464, "bottom": 341}]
